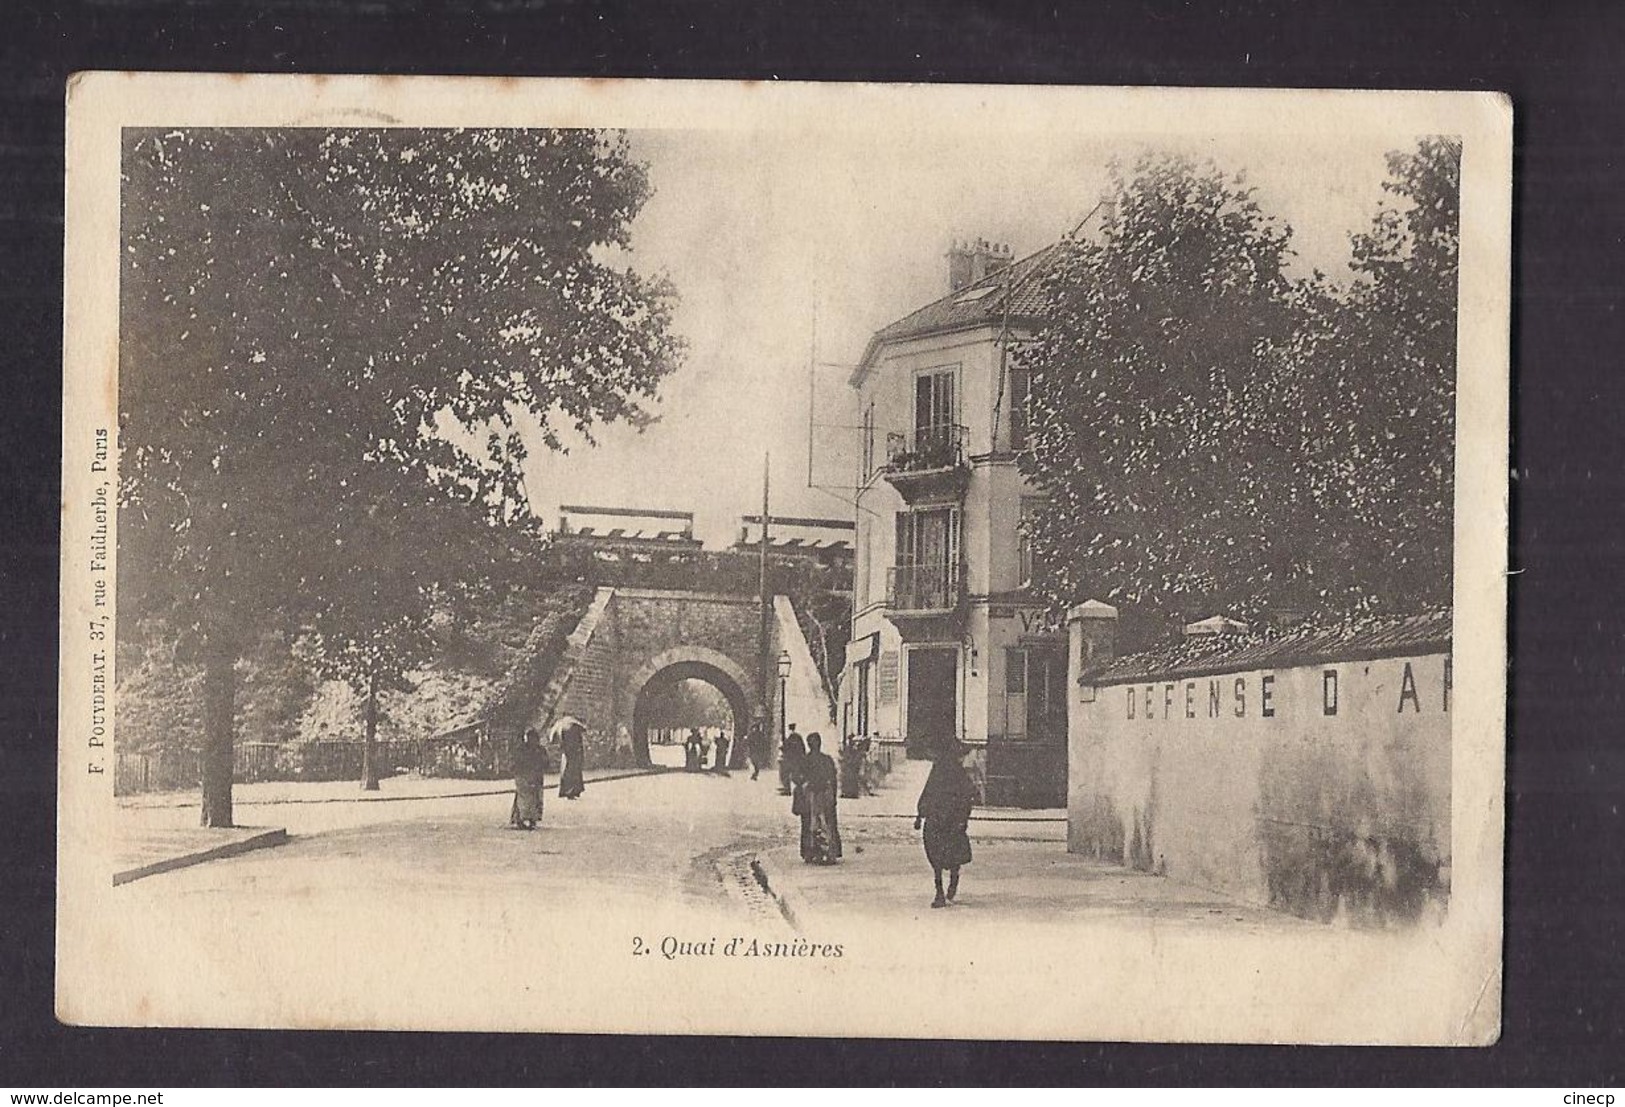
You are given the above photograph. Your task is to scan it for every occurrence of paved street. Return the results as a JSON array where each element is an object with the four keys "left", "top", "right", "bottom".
[
  {"left": 106, "top": 763, "right": 1337, "bottom": 1034},
  {"left": 117, "top": 765, "right": 799, "bottom": 922}
]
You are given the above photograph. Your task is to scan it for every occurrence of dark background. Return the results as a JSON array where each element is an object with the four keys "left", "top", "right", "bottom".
[{"left": 2, "top": 0, "right": 1619, "bottom": 1086}]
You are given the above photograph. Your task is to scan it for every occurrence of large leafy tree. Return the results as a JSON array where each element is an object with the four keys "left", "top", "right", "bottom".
[
  {"left": 1308, "top": 136, "right": 1460, "bottom": 612},
  {"left": 1018, "top": 152, "right": 1303, "bottom": 631},
  {"left": 300, "top": 471, "right": 483, "bottom": 791},
  {"left": 1019, "top": 142, "right": 1458, "bottom": 632},
  {"left": 120, "top": 128, "right": 682, "bottom": 825}
]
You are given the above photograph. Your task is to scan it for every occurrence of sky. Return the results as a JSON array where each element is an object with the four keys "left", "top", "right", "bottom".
[{"left": 520, "top": 126, "right": 1419, "bottom": 547}]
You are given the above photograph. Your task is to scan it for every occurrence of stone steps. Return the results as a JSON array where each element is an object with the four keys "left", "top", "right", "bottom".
[{"left": 530, "top": 585, "right": 616, "bottom": 726}]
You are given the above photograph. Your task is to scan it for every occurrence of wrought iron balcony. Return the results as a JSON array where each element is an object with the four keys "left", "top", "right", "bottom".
[
  {"left": 886, "top": 563, "right": 962, "bottom": 615},
  {"left": 882, "top": 424, "right": 970, "bottom": 501}
]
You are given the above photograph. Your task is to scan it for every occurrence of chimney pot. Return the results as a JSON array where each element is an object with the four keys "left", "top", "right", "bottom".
[
  {"left": 946, "top": 238, "right": 975, "bottom": 292},
  {"left": 949, "top": 235, "right": 1018, "bottom": 291}
]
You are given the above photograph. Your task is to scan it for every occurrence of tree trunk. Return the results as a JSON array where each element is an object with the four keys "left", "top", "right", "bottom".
[
  {"left": 361, "top": 670, "right": 381, "bottom": 791},
  {"left": 199, "top": 635, "right": 237, "bottom": 828}
]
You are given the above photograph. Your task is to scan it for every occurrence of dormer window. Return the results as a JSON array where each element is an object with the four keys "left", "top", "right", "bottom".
[{"left": 953, "top": 285, "right": 997, "bottom": 304}]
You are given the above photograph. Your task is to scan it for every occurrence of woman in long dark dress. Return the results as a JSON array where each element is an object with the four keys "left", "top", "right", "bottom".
[
  {"left": 746, "top": 718, "right": 770, "bottom": 781},
  {"left": 779, "top": 723, "right": 806, "bottom": 796},
  {"left": 510, "top": 729, "right": 547, "bottom": 830},
  {"left": 915, "top": 738, "right": 976, "bottom": 906},
  {"left": 554, "top": 716, "right": 586, "bottom": 799},
  {"left": 797, "top": 733, "right": 842, "bottom": 864}
]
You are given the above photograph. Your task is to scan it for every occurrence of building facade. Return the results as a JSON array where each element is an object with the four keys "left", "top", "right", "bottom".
[{"left": 841, "top": 239, "right": 1069, "bottom": 807}]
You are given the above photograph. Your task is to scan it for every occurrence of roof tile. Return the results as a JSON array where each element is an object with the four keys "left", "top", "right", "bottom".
[
  {"left": 870, "top": 244, "right": 1061, "bottom": 348},
  {"left": 1084, "top": 609, "right": 1452, "bottom": 685}
]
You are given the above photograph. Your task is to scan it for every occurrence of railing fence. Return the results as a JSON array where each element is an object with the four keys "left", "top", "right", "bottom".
[{"left": 114, "top": 721, "right": 508, "bottom": 796}]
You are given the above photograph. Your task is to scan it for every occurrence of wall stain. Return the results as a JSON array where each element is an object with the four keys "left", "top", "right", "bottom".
[
  {"left": 1260, "top": 819, "right": 1446, "bottom": 925},
  {"left": 1258, "top": 739, "right": 1446, "bottom": 925}
]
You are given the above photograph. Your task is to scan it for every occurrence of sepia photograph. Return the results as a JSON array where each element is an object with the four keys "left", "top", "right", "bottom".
[{"left": 57, "top": 76, "right": 1510, "bottom": 1042}]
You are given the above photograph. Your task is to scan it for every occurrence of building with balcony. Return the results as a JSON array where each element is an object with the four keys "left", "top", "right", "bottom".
[{"left": 841, "top": 237, "right": 1071, "bottom": 807}]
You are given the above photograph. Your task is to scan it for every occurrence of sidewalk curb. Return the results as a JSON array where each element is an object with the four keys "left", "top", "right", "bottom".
[
  {"left": 114, "top": 828, "right": 289, "bottom": 886},
  {"left": 749, "top": 853, "right": 801, "bottom": 932}
]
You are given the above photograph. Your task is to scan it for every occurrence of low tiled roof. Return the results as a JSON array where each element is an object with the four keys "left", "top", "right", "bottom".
[
  {"left": 876, "top": 245, "right": 1059, "bottom": 343},
  {"left": 850, "top": 243, "right": 1063, "bottom": 385},
  {"left": 1083, "top": 609, "right": 1452, "bottom": 685}
]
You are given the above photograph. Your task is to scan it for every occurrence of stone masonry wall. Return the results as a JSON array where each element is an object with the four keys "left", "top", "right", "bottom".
[{"left": 522, "top": 586, "right": 831, "bottom": 772}]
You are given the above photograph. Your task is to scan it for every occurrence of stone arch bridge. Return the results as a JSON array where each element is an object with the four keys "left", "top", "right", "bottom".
[{"left": 511, "top": 587, "right": 833, "bottom": 768}]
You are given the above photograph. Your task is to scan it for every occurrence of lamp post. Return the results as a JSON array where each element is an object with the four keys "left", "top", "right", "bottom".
[{"left": 776, "top": 650, "right": 792, "bottom": 745}]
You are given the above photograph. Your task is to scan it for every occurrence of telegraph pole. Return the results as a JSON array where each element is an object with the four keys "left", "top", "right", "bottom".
[{"left": 758, "top": 453, "right": 773, "bottom": 757}]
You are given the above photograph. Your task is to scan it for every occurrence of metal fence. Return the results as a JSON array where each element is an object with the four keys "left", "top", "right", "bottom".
[
  {"left": 114, "top": 747, "right": 204, "bottom": 796},
  {"left": 114, "top": 721, "right": 508, "bottom": 796},
  {"left": 885, "top": 423, "right": 967, "bottom": 472}
]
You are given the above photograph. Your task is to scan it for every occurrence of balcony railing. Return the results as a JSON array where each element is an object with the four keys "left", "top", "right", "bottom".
[
  {"left": 882, "top": 424, "right": 971, "bottom": 502},
  {"left": 886, "top": 563, "right": 961, "bottom": 613},
  {"left": 885, "top": 423, "right": 967, "bottom": 474}
]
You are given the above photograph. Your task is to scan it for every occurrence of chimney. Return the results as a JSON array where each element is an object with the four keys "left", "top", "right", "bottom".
[
  {"left": 982, "top": 239, "right": 1013, "bottom": 281},
  {"left": 947, "top": 239, "right": 974, "bottom": 292},
  {"left": 947, "top": 237, "right": 1014, "bottom": 292}
]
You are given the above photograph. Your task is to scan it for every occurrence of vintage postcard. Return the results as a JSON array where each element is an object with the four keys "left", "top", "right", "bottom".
[{"left": 58, "top": 75, "right": 1510, "bottom": 1042}]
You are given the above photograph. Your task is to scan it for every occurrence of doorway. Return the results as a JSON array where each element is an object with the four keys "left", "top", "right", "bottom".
[{"left": 905, "top": 647, "right": 959, "bottom": 757}]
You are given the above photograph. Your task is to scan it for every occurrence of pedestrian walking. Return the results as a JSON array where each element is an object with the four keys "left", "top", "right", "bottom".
[
  {"left": 797, "top": 733, "right": 842, "bottom": 864},
  {"left": 727, "top": 722, "right": 750, "bottom": 770},
  {"left": 747, "top": 717, "right": 770, "bottom": 780},
  {"left": 510, "top": 728, "right": 548, "bottom": 831},
  {"left": 714, "top": 730, "right": 732, "bottom": 775},
  {"left": 839, "top": 734, "right": 871, "bottom": 799},
  {"left": 915, "top": 737, "right": 976, "bottom": 907},
  {"left": 778, "top": 722, "right": 805, "bottom": 796},
  {"left": 553, "top": 714, "right": 587, "bottom": 800}
]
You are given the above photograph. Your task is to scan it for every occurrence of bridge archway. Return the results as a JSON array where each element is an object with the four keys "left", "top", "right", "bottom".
[{"left": 625, "top": 646, "right": 756, "bottom": 768}]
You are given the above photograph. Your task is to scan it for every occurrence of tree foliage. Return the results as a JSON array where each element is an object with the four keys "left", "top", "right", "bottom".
[
  {"left": 1318, "top": 136, "right": 1460, "bottom": 610},
  {"left": 1019, "top": 142, "right": 1458, "bottom": 630},
  {"left": 119, "top": 127, "right": 683, "bottom": 821}
]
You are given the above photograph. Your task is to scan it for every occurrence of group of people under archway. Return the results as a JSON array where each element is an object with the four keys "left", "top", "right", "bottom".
[{"left": 681, "top": 718, "right": 772, "bottom": 777}]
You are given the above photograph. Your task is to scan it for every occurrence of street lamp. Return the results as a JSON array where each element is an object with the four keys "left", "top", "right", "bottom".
[{"left": 776, "top": 650, "right": 792, "bottom": 743}]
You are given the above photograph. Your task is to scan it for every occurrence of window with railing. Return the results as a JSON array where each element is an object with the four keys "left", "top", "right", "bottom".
[
  {"left": 889, "top": 506, "right": 961, "bottom": 610},
  {"left": 916, "top": 367, "right": 955, "bottom": 438}
]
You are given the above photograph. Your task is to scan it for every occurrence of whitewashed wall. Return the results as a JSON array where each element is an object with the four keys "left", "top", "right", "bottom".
[{"left": 1068, "top": 638, "right": 1452, "bottom": 925}]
